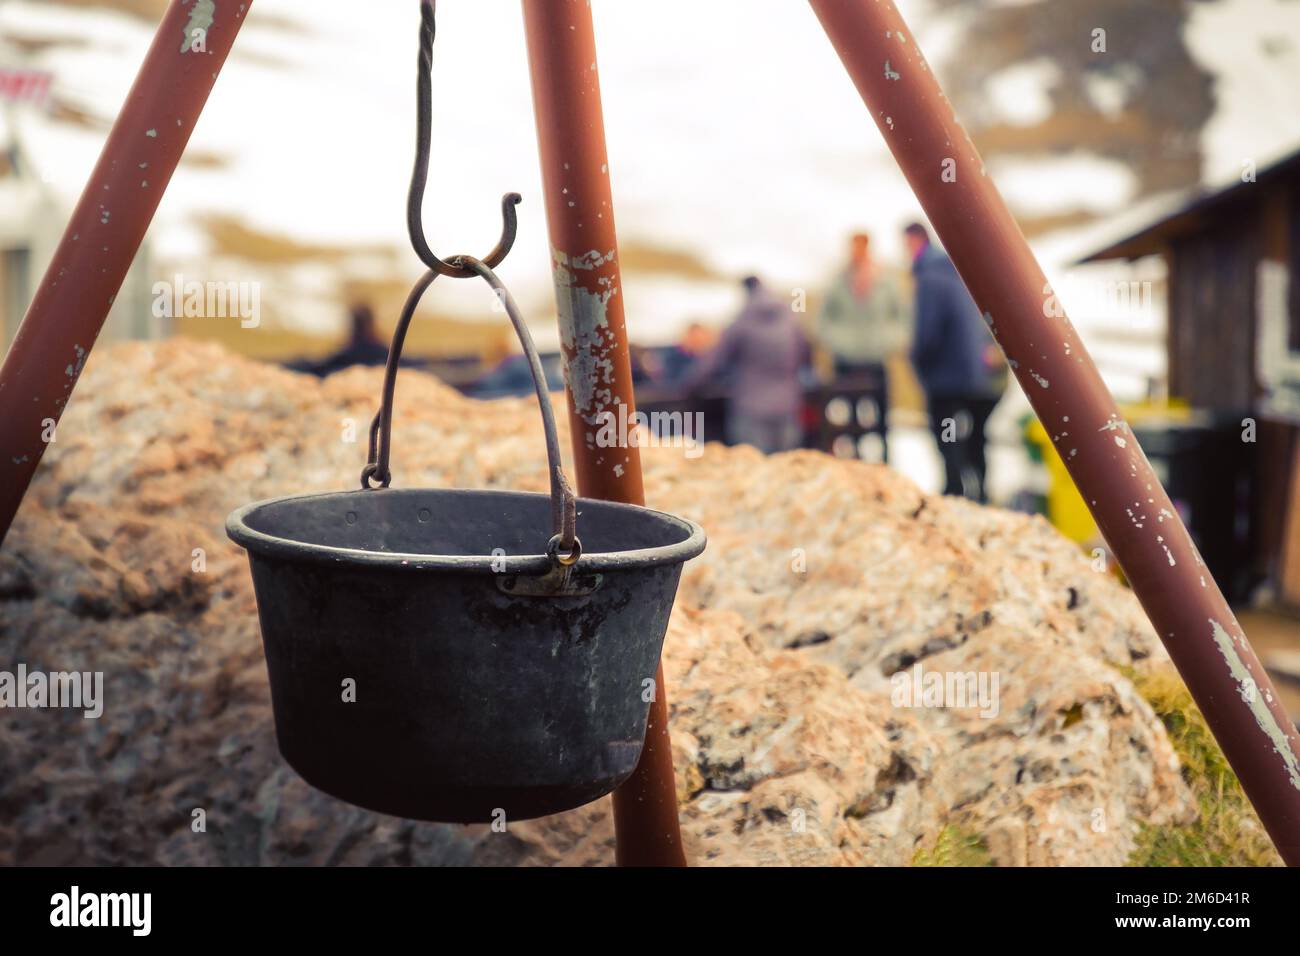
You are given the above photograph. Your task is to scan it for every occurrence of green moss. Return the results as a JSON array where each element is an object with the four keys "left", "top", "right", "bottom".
[
  {"left": 1124, "top": 665, "right": 1282, "bottom": 867},
  {"left": 912, "top": 664, "right": 1283, "bottom": 866},
  {"left": 911, "top": 825, "right": 995, "bottom": 867}
]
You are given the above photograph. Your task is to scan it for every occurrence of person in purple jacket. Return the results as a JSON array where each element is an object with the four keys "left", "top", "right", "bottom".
[
  {"left": 687, "top": 276, "right": 811, "bottom": 454},
  {"left": 903, "top": 222, "right": 1007, "bottom": 502}
]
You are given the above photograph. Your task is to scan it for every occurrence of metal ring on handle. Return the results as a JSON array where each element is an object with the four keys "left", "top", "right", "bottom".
[{"left": 547, "top": 533, "right": 582, "bottom": 567}]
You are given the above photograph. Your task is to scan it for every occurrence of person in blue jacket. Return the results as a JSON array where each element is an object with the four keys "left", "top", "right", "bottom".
[{"left": 903, "top": 222, "right": 1006, "bottom": 502}]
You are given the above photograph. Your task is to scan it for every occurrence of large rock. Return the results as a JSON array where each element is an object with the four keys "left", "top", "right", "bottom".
[{"left": 0, "top": 341, "right": 1194, "bottom": 865}]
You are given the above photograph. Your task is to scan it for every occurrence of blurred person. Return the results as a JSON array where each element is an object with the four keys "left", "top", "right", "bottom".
[
  {"left": 816, "top": 231, "right": 910, "bottom": 461},
  {"left": 816, "top": 232, "right": 911, "bottom": 376},
  {"left": 315, "top": 303, "right": 390, "bottom": 376},
  {"left": 903, "top": 222, "right": 1006, "bottom": 502},
  {"left": 628, "top": 342, "right": 655, "bottom": 387},
  {"left": 660, "top": 321, "right": 716, "bottom": 386},
  {"left": 687, "top": 276, "right": 810, "bottom": 454}
]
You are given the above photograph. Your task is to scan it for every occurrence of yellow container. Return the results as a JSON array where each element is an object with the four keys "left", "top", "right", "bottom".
[
  {"left": 1024, "top": 416, "right": 1096, "bottom": 544},
  {"left": 1023, "top": 399, "right": 1191, "bottom": 545}
]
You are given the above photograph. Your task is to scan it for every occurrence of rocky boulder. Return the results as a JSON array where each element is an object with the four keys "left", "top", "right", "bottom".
[{"left": 0, "top": 340, "right": 1195, "bottom": 865}]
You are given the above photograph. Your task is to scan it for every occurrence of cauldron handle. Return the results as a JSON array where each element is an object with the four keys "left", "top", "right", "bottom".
[
  {"left": 359, "top": 1, "right": 578, "bottom": 565},
  {"left": 360, "top": 257, "right": 580, "bottom": 566}
]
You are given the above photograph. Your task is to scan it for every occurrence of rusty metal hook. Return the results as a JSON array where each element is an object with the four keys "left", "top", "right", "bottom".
[
  {"left": 408, "top": 0, "right": 519, "bottom": 278},
  {"left": 359, "top": 2, "right": 577, "bottom": 563}
]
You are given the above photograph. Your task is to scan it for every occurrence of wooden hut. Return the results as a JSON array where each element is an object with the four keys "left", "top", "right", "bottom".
[{"left": 1080, "top": 149, "right": 1300, "bottom": 606}]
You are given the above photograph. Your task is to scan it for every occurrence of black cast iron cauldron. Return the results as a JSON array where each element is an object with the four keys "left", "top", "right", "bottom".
[
  {"left": 227, "top": 258, "right": 705, "bottom": 823},
  {"left": 227, "top": 487, "right": 704, "bottom": 822}
]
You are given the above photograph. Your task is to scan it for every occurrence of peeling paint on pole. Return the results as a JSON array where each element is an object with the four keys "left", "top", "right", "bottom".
[
  {"left": 551, "top": 248, "right": 618, "bottom": 433},
  {"left": 1211, "top": 619, "right": 1300, "bottom": 792},
  {"left": 180, "top": 0, "right": 216, "bottom": 53},
  {"left": 523, "top": 0, "right": 684, "bottom": 866}
]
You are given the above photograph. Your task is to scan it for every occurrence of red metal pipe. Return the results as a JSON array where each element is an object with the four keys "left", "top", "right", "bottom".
[
  {"left": 0, "top": 0, "right": 251, "bottom": 546},
  {"left": 521, "top": 0, "right": 686, "bottom": 867},
  {"left": 809, "top": 0, "right": 1300, "bottom": 862}
]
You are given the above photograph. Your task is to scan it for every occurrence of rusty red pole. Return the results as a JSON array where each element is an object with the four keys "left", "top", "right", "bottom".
[
  {"left": 810, "top": 0, "right": 1300, "bottom": 862},
  {"left": 521, "top": 0, "right": 686, "bottom": 867},
  {"left": 0, "top": 0, "right": 251, "bottom": 545}
]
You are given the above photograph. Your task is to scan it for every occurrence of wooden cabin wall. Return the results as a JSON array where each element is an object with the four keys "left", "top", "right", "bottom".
[{"left": 1167, "top": 204, "right": 1262, "bottom": 410}]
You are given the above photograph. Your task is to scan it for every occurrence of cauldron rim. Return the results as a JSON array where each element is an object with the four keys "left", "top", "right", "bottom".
[{"left": 226, "top": 487, "right": 705, "bottom": 574}]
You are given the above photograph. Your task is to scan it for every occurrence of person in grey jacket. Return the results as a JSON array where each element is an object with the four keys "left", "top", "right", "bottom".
[
  {"left": 816, "top": 232, "right": 911, "bottom": 462},
  {"left": 816, "top": 233, "right": 912, "bottom": 376},
  {"left": 687, "top": 276, "right": 811, "bottom": 454},
  {"left": 904, "top": 222, "right": 1006, "bottom": 502}
]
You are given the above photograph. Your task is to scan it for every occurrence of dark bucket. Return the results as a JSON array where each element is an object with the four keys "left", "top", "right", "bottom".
[{"left": 227, "top": 486, "right": 705, "bottom": 822}]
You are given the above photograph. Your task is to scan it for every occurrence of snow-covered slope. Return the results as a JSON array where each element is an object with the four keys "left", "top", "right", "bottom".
[{"left": 1, "top": 0, "right": 1295, "bottom": 369}]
